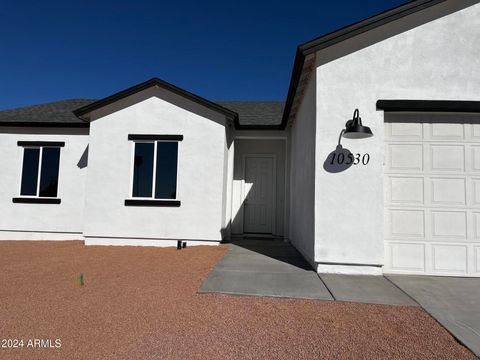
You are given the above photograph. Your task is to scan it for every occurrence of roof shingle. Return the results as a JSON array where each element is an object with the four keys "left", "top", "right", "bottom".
[
  {"left": 216, "top": 101, "right": 284, "bottom": 126},
  {"left": 0, "top": 99, "right": 94, "bottom": 125},
  {"left": 0, "top": 99, "right": 284, "bottom": 127}
]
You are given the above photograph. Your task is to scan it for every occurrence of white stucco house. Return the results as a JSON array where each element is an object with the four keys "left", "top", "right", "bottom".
[{"left": 1, "top": 0, "right": 479, "bottom": 277}]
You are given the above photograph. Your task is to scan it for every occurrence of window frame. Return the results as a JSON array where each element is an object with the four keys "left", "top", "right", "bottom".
[
  {"left": 14, "top": 141, "right": 64, "bottom": 204},
  {"left": 127, "top": 136, "right": 181, "bottom": 206}
]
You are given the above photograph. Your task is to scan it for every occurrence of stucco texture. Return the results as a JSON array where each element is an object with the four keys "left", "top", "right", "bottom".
[
  {"left": 313, "top": 1, "right": 480, "bottom": 268},
  {"left": 83, "top": 87, "right": 229, "bottom": 242},
  {"left": 0, "top": 127, "right": 89, "bottom": 238}
]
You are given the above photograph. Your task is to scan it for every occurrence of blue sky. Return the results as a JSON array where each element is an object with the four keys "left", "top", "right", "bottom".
[{"left": 0, "top": 0, "right": 407, "bottom": 109}]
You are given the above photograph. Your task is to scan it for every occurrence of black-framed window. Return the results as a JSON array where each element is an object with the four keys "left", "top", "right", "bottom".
[
  {"left": 132, "top": 141, "right": 179, "bottom": 200},
  {"left": 19, "top": 145, "right": 62, "bottom": 198}
]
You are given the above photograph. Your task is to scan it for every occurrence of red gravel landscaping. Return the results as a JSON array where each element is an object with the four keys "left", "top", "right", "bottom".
[{"left": 0, "top": 241, "right": 475, "bottom": 360}]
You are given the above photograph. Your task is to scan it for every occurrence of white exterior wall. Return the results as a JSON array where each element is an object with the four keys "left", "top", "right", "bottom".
[
  {"left": 0, "top": 127, "right": 89, "bottom": 240},
  {"left": 82, "top": 87, "right": 229, "bottom": 245},
  {"left": 313, "top": 2, "right": 480, "bottom": 273},
  {"left": 289, "top": 75, "right": 316, "bottom": 266},
  {"left": 223, "top": 129, "right": 235, "bottom": 240}
]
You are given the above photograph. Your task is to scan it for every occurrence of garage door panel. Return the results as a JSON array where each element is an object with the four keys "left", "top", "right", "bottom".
[
  {"left": 388, "top": 144, "right": 423, "bottom": 171},
  {"left": 471, "top": 179, "right": 480, "bottom": 206},
  {"left": 388, "top": 242, "right": 425, "bottom": 272},
  {"left": 472, "top": 213, "right": 480, "bottom": 240},
  {"left": 431, "top": 211, "right": 467, "bottom": 239},
  {"left": 475, "top": 247, "right": 480, "bottom": 273},
  {"left": 388, "top": 176, "right": 424, "bottom": 204},
  {"left": 431, "top": 244, "right": 468, "bottom": 274},
  {"left": 385, "top": 120, "right": 479, "bottom": 277},
  {"left": 472, "top": 124, "right": 480, "bottom": 139},
  {"left": 471, "top": 146, "right": 480, "bottom": 172},
  {"left": 430, "top": 123, "right": 465, "bottom": 140},
  {"left": 430, "top": 177, "right": 466, "bottom": 205},
  {"left": 429, "top": 145, "right": 465, "bottom": 172},
  {"left": 388, "top": 209, "right": 425, "bottom": 238}
]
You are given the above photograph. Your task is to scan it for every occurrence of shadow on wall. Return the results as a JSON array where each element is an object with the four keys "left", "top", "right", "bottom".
[
  {"left": 323, "top": 130, "right": 353, "bottom": 173},
  {"left": 220, "top": 181, "right": 253, "bottom": 242},
  {"left": 77, "top": 145, "right": 89, "bottom": 169}
]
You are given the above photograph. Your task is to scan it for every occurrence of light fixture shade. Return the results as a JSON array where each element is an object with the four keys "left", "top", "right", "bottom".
[{"left": 342, "top": 109, "right": 373, "bottom": 139}]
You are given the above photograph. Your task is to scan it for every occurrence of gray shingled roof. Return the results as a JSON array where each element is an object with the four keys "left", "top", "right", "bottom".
[
  {"left": 0, "top": 99, "right": 94, "bottom": 125},
  {"left": 216, "top": 101, "right": 284, "bottom": 126},
  {"left": 0, "top": 99, "right": 284, "bottom": 127}
]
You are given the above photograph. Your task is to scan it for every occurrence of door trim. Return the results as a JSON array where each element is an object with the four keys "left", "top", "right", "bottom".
[{"left": 242, "top": 153, "right": 277, "bottom": 235}]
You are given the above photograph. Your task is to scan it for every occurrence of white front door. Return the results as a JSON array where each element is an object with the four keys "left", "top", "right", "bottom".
[{"left": 243, "top": 155, "right": 275, "bottom": 234}]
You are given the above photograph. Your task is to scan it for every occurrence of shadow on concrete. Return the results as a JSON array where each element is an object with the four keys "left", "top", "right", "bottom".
[
  {"left": 199, "top": 238, "right": 332, "bottom": 300},
  {"left": 222, "top": 238, "right": 313, "bottom": 271}
]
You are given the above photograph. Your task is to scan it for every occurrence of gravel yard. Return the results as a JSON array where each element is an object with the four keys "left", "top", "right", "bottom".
[{"left": 0, "top": 241, "right": 475, "bottom": 360}]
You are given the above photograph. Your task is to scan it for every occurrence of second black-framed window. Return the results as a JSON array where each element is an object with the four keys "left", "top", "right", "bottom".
[{"left": 132, "top": 141, "right": 179, "bottom": 200}]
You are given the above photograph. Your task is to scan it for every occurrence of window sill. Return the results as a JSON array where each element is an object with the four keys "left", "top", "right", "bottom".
[
  {"left": 124, "top": 199, "right": 181, "bottom": 207},
  {"left": 12, "top": 197, "right": 61, "bottom": 204}
]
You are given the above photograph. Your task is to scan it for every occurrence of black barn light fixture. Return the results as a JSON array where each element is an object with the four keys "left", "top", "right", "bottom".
[{"left": 342, "top": 109, "right": 373, "bottom": 139}]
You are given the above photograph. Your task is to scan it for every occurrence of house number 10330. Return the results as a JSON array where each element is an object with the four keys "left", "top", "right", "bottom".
[{"left": 330, "top": 153, "right": 370, "bottom": 166}]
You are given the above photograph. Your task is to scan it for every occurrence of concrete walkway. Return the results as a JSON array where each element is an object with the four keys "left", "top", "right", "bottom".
[
  {"left": 387, "top": 275, "right": 480, "bottom": 357},
  {"left": 199, "top": 239, "right": 333, "bottom": 300},
  {"left": 319, "top": 274, "right": 417, "bottom": 306},
  {"left": 199, "top": 239, "right": 412, "bottom": 306}
]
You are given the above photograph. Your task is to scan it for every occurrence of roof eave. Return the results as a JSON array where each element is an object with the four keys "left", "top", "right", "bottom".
[
  {"left": 280, "top": 49, "right": 305, "bottom": 130},
  {"left": 299, "top": 0, "right": 447, "bottom": 56},
  {"left": 281, "top": 0, "right": 449, "bottom": 127},
  {"left": 0, "top": 121, "right": 90, "bottom": 128}
]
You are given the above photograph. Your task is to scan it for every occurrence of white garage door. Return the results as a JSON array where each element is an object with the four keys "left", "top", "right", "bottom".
[{"left": 384, "top": 121, "right": 480, "bottom": 277}]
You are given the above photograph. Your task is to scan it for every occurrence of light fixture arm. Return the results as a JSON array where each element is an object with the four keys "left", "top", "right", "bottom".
[
  {"left": 345, "top": 109, "right": 361, "bottom": 128},
  {"left": 353, "top": 108, "right": 360, "bottom": 121},
  {"left": 337, "top": 129, "right": 345, "bottom": 145}
]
